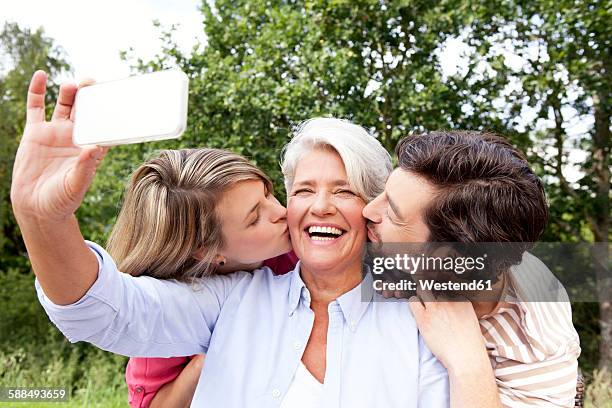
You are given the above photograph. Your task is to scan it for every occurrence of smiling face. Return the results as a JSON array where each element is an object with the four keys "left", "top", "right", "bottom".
[
  {"left": 287, "top": 147, "right": 367, "bottom": 274},
  {"left": 362, "top": 169, "right": 435, "bottom": 243},
  {"left": 216, "top": 179, "right": 291, "bottom": 266}
]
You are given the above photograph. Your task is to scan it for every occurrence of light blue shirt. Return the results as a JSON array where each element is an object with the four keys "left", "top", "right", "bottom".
[{"left": 36, "top": 241, "right": 449, "bottom": 407}]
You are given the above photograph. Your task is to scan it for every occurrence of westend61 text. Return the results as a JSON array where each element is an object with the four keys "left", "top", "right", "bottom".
[{"left": 373, "top": 279, "right": 493, "bottom": 292}]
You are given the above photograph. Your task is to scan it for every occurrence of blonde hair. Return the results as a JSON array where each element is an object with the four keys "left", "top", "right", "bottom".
[
  {"left": 106, "top": 148, "right": 272, "bottom": 282},
  {"left": 281, "top": 118, "right": 392, "bottom": 202}
]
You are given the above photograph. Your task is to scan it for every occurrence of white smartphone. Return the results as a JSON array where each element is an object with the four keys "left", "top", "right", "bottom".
[{"left": 72, "top": 69, "right": 188, "bottom": 146}]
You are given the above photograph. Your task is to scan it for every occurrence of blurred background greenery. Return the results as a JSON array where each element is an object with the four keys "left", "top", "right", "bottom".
[{"left": 1, "top": 0, "right": 610, "bottom": 406}]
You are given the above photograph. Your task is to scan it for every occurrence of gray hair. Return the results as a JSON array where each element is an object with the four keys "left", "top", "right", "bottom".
[{"left": 281, "top": 118, "right": 392, "bottom": 202}]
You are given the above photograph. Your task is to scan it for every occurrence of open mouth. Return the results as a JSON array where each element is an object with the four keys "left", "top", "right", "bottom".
[{"left": 305, "top": 225, "right": 346, "bottom": 241}]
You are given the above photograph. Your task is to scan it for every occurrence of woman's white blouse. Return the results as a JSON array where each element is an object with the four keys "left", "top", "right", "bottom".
[
  {"left": 280, "top": 362, "right": 323, "bottom": 408},
  {"left": 35, "top": 241, "right": 449, "bottom": 408}
]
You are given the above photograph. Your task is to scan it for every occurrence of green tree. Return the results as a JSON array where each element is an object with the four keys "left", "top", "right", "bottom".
[
  {"left": 124, "top": 0, "right": 520, "bottom": 198},
  {"left": 463, "top": 0, "right": 610, "bottom": 371}
]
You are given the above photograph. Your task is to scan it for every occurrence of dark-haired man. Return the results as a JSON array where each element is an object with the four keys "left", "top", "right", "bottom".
[{"left": 363, "top": 131, "right": 580, "bottom": 408}]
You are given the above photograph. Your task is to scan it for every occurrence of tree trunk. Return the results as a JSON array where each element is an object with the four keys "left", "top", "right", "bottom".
[{"left": 592, "top": 94, "right": 611, "bottom": 371}]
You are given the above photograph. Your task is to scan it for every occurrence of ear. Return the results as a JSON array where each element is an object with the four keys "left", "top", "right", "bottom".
[{"left": 192, "top": 248, "right": 226, "bottom": 266}]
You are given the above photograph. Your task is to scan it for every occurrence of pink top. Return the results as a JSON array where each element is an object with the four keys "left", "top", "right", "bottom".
[{"left": 126, "top": 252, "right": 299, "bottom": 408}]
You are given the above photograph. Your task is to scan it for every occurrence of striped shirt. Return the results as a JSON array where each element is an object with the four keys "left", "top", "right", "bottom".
[{"left": 480, "top": 252, "right": 581, "bottom": 407}]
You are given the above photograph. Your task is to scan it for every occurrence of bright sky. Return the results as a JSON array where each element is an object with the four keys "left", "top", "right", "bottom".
[{"left": 0, "top": 0, "right": 206, "bottom": 82}]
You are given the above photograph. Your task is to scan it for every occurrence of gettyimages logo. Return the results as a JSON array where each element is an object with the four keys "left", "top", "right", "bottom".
[{"left": 371, "top": 253, "right": 487, "bottom": 275}]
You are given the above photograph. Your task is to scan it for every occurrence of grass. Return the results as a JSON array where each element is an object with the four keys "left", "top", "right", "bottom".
[
  {"left": 0, "top": 343, "right": 128, "bottom": 408},
  {"left": 585, "top": 368, "right": 612, "bottom": 408},
  {"left": 1, "top": 347, "right": 611, "bottom": 407}
]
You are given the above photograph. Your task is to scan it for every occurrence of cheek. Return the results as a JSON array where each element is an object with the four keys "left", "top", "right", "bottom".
[
  {"left": 224, "top": 235, "right": 250, "bottom": 253},
  {"left": 228, "top": 229, "right": 273, "bottom": 256},
  {"left": 249, "top": 225, "right": 277, "bottom": 243},
  {"left": 342, "top": 201, "right": 367, "bottom": 230},
  {"left": 373, "top": 216, "right": 399, "bottom": 241},
  {"left": 219, "top": 226, "right": 238, "bottom": 250},
  {"left": 414, "top": 223, "right": 431, "bottom": 242},
  {"left": 287, "top": 198, "right": 307, "bottom": 228}
]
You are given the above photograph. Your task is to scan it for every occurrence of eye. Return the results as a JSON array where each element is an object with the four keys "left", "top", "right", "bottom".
[
  {"left": 292, "top": 188, "right": 313, "bottom": 196},
  {"left": 249, "top": 214, "right": 261, "bottom": 227},
  {"left": 334, "top": 189, "right": 356, "bottom": 196}
]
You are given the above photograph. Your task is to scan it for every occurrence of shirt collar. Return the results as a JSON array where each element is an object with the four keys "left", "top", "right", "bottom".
[
  {"left": 288, "top": 261, "right": 307, "bottom": 315},
  {"left": 288, "top": 262, "right": 374, "bottom": 331},
  {"left": 336, "top": 270, "right": 374, "bottom": 332}
]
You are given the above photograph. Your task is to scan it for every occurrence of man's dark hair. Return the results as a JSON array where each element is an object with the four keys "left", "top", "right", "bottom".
[{"left": 395, "top": 131, "right": 548, "bottom": 278}]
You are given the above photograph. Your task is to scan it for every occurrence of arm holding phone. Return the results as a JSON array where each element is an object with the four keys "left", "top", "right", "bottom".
[
  {"left": 11, "top": 71, "right": 230, "bottom": 358},
  {"left": 11, "top": 71, "right": 106, "bottom": 305}
]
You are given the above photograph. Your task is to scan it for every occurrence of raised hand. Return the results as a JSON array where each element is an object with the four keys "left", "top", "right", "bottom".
[
  {"left": 409, "top": 293, "right": 503, "bottom": 408},
  {"left": 10, "top": 71, "right": 109, "bottom": 305},
  {"left": 408, "top": 293, "right": 485, "bottom": 371},
  {"left": 11, "top": 70, "right": 108, "bottom": 223}
]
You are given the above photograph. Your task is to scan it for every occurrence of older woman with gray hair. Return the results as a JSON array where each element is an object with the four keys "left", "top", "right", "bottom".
[{"left": 12, "top": 73, "right": 449, "bottom": 407}]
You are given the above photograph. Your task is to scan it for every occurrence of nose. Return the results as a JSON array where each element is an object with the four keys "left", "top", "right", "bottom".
[
  {"left": 310, "top": 191, "right": 336, "bottom": 217},
  {"left": 363, "top": 193, "right": 383, "bottom": 223},
  {"left": 269, "top": 196, "right": 287, "bottom": 223}
]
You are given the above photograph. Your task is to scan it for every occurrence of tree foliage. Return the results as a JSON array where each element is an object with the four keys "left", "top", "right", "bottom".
[
  {"left": 462, "top": 0, "right": 610, "bottom": 370},
  {"left": 125, "top": 0, "right": 525, "bottom": 197}
]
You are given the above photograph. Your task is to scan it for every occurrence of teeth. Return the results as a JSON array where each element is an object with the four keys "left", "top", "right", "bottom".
[
  {"left": 311, "top": 236, "right": 335, "bottom": 241},
  {"left": 308, "top": 226, "right": 343, "bottom": 235}
]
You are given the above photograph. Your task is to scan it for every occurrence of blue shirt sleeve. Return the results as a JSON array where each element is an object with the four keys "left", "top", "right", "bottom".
[
  {"left": 417, "top": 333, "right": 450, "bottom": 407},
  {"left": 35, "top": 240, "right": 250, "bottom": 358}
]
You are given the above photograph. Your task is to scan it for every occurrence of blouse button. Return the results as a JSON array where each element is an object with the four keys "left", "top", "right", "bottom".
[
  {"left": 135, "top": 386, "right": 144, "bottom": 394},
  {"left": 272, "top": 389, "right": 281, "bottom": 398}
]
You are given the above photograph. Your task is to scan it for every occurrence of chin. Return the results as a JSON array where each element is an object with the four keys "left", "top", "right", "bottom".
[
  {"left": 281, "top": 242, "right": 293, "bottom": 254},
  {"left": 300, "top": 253, "right": 347, "bottom": 272},
  {"left": 300, "top": 261, "right": 336, "bottom": 273},
  {"left": 276, "top": 239, "right": 292, "bottom": 256}
]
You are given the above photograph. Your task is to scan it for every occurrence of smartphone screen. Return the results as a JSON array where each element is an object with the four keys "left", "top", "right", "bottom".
[{"left": 72, "top": 70, "right": 188, "bottom": 146}]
